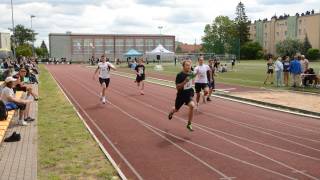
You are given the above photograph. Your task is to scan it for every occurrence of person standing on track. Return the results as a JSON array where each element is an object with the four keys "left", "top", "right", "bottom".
[
  {"left": 135, "top": 58, "right": 146, "bottom": 95},
  {"left": 194, "top": 56, "right": 211, "bottom": 109},
  {"left": 92, "top": 55, "right": 116, "bottom": 104},
  {"left": 207, "top": 59, "right": 216, "bottom": 101},
  {"left": 168, "top": 60, "right": 195, "bottom": 131}
]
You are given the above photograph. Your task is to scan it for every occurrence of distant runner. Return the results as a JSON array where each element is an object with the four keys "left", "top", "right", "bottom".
[
  {"left": 168, "top": 60, "right": 196, "bottom": 131},
  {"left": 194, "top": 56, "right": 211, "bottom": 109},
  {"left": 135, "top": 58, "right": 146, "bottom": 95},
  {"left": 93, "top": 55, "right": 116, "bottom": 104}
]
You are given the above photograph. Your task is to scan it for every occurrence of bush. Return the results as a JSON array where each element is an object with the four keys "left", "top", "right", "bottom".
[
  {"left": 307, "top": 48, "right": 320, "bottom": 60},
  {"left": 240, "top": 41, "right": 263, "bottom": 60}
]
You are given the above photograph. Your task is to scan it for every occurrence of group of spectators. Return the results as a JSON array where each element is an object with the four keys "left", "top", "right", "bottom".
[
  {"left": 0, "top": 56, "right": 39, "bottom": 127},
  {"left": 264, "top": 54, "right": 320, "bottom": 88}
]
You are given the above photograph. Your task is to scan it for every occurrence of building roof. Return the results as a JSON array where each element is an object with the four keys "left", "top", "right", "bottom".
[
  {"left": 179, "top": 43, "right": 202, "bottom": 53},
  {"left": 49, "top": 33, "right": 175, "bottom": 38}
]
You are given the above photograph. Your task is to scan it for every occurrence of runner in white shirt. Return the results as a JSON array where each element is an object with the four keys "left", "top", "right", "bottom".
[
  {"left": 93, "top": 55, "right": 116, "bottom": 104},
  {"left": 194, "top": 56, "right": 212, "bottom": 109}
]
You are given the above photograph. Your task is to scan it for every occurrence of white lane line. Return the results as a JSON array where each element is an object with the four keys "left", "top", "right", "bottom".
[
  {"left": 112, "top": 70, "right": 320, "bottom": 120},
  {"left": 67, "top": 72, "right": 303, "bottom": 180},
  {"left": 107, "top": 74, "right": 320, "bottom": 144},
  {"left": 62, "top": 72, "right": 232, "bottom": 179},
  {"left": 47, "top": 68, "right": 141, "bottom": 180}
]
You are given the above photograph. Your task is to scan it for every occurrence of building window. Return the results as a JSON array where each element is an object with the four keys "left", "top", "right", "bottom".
[
  {"left": 284, "top": 31, "right": 288, "bottom": 36},
  {"left": 264, "top": 41, "right": 267, "bottom": 47},
  {"left": 264, "top": 33, "right": 267, "bottom": 38},
  {"left": 135, "top": 39, "right": 144, "bottom": 52},
  {"left": 276, "top": 32, "right": 279, "bottom": 36},
  {"left": 72, "top": 39, "right": 82, "bottom": 55},
  {"left": 115, "top": 39, "right": 124, "bottom": 54},
  {"left": 285, "top": 22, "right": 287, "bottom": 26},
  {"left": 164, "top": 39, "right": 174, "bottom": 51},
  {"left": 299, "top": 29, "right": 302, "bottom": 35},
  {"left": 264, "top": 24, "right": 267, "bottom": 28},
  {"left": 105, "top": 39, "right": 114, "bottom": 54},
  {"left": 254, "top": 26, "right": 256, "bottom": 30},
  {"left": 145, "top": 39, "right": 154, "bottom": 51},
  {"left": 299, "top": 19, "right": 302, "bottom": 25},
  {"left": 83, "top": 39, "right": 93, "bottom": 55},
  {"left": 94, "top": 39, "right": 104, "bottom": 55},
  {"left": 125, "top": 39, "right": 134, "bottom": 51}
]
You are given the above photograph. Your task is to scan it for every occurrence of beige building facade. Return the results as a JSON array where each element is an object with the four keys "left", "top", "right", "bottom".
[
  {"left": 249, "top": 12, "right": 320, "bottom": 55},
  {"left": 0, "top": 32, "right": 11, "bottom": 50}
]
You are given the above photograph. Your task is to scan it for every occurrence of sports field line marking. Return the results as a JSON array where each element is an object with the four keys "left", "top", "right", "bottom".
[
  {"left": 46, "top": 67, "right": 134, "bottom": 180},
  {"left": 79, "top": 67, "right": 320, "bottom": 161},
  {"left": 61, "top": 72, "right": 232, "bottom": 179},
  {"left": 67, "top": 72, "right": 305, "bottom": 180},
  {"left": 108, "top": 73, "right": 320, "bottom": 144},
  {"left": 103, "top": 85, "right": 318, "bottom": 180},
  {"left": 110, "top": 70, "right": 320, "bottom": 120}
]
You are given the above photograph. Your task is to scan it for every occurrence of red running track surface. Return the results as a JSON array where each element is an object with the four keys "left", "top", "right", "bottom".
[{"left": 47, "top": 64, "right": 320, "bottom": 180}]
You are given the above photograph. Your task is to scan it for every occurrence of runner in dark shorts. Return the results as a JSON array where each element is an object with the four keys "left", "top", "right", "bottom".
[
  {"left": 134, "top": 58, "right": 146, "bottom": 95},
  {"left": 194, "top": 56, "right": 211, "bottom": 109},
  {"left": 264, "top": 57, "right": 274, "bottom": 85},
  {"left": 168, "top": 60, "right": 195, "bottom": 131},
  {"left": 207, "top": 59, "right": 216, "bottom": 101}
]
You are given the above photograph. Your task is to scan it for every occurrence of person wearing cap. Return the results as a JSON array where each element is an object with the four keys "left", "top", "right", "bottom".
[
  {"left": 13, "top": 68, "right": 39, "bottom": 101},
  {"left": 0, "top": 77, "right": 32, "bottom": 126}
]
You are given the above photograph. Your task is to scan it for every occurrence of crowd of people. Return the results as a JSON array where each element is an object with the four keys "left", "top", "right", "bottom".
[
  {"left": 264, "top": 54, "right": 320, "bottom": 88},
  {"left": 0, "top": 56, "right": 39, "bottom": 142}
]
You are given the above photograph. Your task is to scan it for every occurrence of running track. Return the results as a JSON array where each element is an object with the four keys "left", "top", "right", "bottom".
[{"left": 47, "top": 65, "right": 320, "bottom": 180}]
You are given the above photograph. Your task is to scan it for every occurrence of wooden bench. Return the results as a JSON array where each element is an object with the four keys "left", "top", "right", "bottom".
[{"left": 0, "top": 91, "right": 24, "bottom": 143}]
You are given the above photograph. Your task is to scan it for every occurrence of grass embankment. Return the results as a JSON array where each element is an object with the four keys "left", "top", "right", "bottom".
[
  {"left": 118, "top": 60, "right": 320, "bottom": 93},
  {"left": 38, "top": 65, "right": 118, "bottom": 179}
]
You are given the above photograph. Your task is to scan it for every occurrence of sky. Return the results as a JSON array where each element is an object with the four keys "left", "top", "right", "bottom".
[{"left": 0, "top": 0, "right": 319, "bottom": 47}]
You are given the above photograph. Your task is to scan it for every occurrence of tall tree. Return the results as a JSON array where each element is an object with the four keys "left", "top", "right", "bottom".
[
  {"left": 302, "top": 35, "right": 312, "bottom": 55},
  {"left": 40, "top": 40, "right": 49, "bottom": 56},
  {"left": 10, "top": 24, "right": 36, "bottom": 46},
  {"left": 235, "top": 2, "right": 250, "bottom": 45},
  {"left": 202, "top": 16, "right": 237, "bottom": 54}
]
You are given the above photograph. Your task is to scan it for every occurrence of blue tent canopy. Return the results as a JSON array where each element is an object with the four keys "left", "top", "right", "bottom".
[{"left": 124, "top": 49, "right": 142, "bottom": 57}]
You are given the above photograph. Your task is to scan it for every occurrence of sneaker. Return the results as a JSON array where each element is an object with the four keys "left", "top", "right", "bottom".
[
  {"left": 168, "top": 112, "right": 174, "bottom": 120},
  {"left": 102, "top": 97, "right": 106, "bottom": 104},
  {"left": 140, "top": 91, "right": 144, "bottom": 95},
  {"left": 207, "top": 97, "right": 212, "bottom": 101},
  {"left": 18, "top": 120, "right": 28, "bottom": 126},
  {"left": 186, "top": 122, "right": 194, "bottom": 132},
  {"left": 25, "top": 117, "right": 35, "bottom": 122},
  {"left": 4, "top": 132, "right": 21, "bottom": 142}
]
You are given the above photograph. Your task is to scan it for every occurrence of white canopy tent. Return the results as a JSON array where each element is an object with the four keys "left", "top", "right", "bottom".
[{"left": 146, "top": 44, "right": 175, "bottom": 62}]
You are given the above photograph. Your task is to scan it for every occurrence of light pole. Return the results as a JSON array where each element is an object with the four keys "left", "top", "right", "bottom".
[
  {"left": 10, "top": 0, "right": 16, "bottom": 59},
  {"left": 30, "top": 15, "right": 35, "bottom": 57}
]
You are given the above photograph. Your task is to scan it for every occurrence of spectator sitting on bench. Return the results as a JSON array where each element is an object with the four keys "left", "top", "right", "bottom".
[
  {"left": 13, "top": 68, "right": 39, "bottom": 101},
  {"left": 303, "top": 68, "right": 317, "bottom": 87},
  {"left": 1, "top": 77, "right": 32, "bottom": 126}
]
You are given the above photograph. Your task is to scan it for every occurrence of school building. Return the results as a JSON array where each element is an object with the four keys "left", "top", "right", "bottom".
[
  {"left": 249, "top": 11, "right": 320, "bottom": 55},
  {"left": 49, "top": 33, "right": 175, "bottom": 62}
]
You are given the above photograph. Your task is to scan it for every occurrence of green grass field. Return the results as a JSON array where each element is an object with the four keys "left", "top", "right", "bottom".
[
  {"left": 38, "top": 65, "right": 117, "bottom": 180},
  {"left": 119, "top": 60, "right": 320, "bottom": 93}
]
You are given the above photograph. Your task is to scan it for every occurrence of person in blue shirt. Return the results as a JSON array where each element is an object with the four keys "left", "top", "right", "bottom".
[{"left": 290, "top": 55, "right": 302, "bottom": 87}]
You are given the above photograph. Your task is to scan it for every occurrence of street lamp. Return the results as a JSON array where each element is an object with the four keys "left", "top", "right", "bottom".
[
  {"left": 30, "top": 15, "right": 35, "bottom": 57},
  {"left": 10, "top": 0, "right": 16, "bottom": 59}
]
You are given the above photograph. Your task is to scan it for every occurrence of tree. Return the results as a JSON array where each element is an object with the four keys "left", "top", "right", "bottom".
[
  {"left": 16, "top": 44, "right": 32, "bottom": 57},
  {"left": 235, "top": 2, "right": 250, "bottom": 45},
  {"left": 240, "top": 41, "right": 263, "bottom": 60},
  {"left": 39, "top": 40, "right": 49, "bottom": 57},
  {"left": 10, "top": 24, "right": 36, "bottom": 46},
  {"left": 176, "top": 45, "right": 182, "bottom": 53},
  {"left": 302, "top": 35, "right": 312, "bottom": 55},
  {"left": 276, "top": 39, "right": 303, "bottom": 57},
  {"left": 307, "top": 48, "right": 320, "bottom": 60},
  {"left": 202, "top": 16, "right": 237, "bottom": 54}
]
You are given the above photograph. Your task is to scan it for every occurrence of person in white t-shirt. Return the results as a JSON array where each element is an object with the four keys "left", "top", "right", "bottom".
[
  {"left": 93, "top": 55, "right": 116, "bottom": 104},
  {"left": 194, "top": 56, "right": 212, "bottom": 109}
]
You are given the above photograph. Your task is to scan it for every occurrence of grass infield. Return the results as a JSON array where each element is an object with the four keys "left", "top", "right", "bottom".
[{"left": 38, "top": 65, "right": 118, "bottom": 180}]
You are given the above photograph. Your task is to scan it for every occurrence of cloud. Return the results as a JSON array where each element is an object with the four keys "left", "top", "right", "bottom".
[
  {"left": 0, "top": 0, "right": 319, "bottom": 48},
  {"left": 256, "top": 0, "right": 300, "bottom": 5}
]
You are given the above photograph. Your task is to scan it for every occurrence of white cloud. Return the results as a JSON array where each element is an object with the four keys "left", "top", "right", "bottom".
[{"left": 0, "top": 0, "right": 319, "bottom": 48}]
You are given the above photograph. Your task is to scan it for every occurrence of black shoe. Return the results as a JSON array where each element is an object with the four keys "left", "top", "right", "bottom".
[
  {"left": 168, "top": 112, "right": 173, "bottom": 120},
  {"left": 34, "top": 97, "right": 39, "bottom": 101},
  {"left": 25, "top": 117, "right": 35, "bottom": 122},
  {"left": 207, "top": 98, "right": 212, "bottom": 101},
  {"left": 4, "top": 132, "right": 21, "bottom": 142}
]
